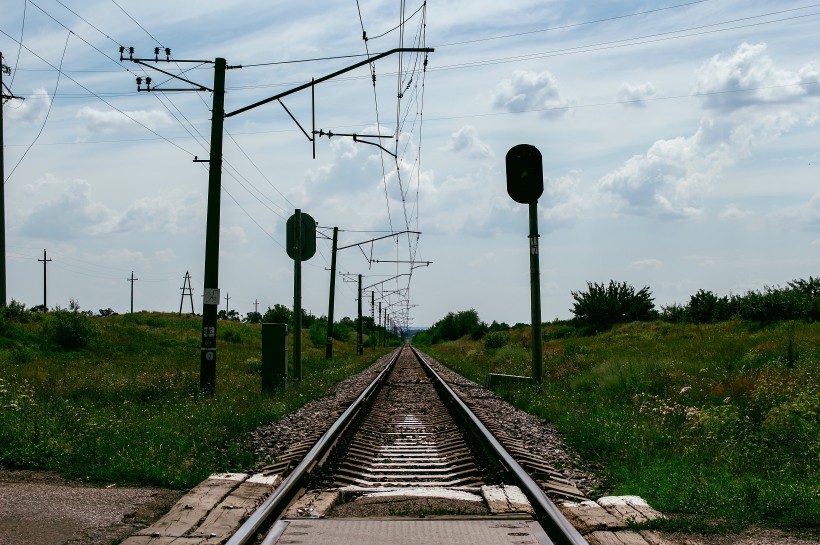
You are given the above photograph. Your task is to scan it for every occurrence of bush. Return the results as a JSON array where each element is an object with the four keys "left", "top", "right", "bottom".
[
  {"left": 571, "top": 281, "right": 656, "bottom": 333},
  {"left": 483, "top": 331, "right": 509, "bottom": 350},
  {"left": 262, "top": 304, "right": 292, "bottom": 325},
  {"left": 2, "top": 300, "right": 32, "bottom": 323},
  {"left": 45, "top": 300, "right": 96, "bottom": 350},
  {"left": 309, "top": 321, "right": 327, "bottom": 348},
  {"left": 421, "top": 309, "right": 488, "bottom": 344}
]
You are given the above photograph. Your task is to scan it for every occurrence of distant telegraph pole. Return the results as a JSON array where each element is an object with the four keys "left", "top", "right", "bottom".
[
  {"left": 179, "top": 271, "right": 195, "bottom": 317},
  {"left": 127, "top": 271, "right": 138, "bottom": 313},
  {"left": 38, "top": 249, "right": 52, "bottom": 311}
]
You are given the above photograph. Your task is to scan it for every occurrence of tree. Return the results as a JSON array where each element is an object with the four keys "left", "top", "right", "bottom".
[
  {"left": 262, "top": 304, "right": 292, "bottom": 325},
  {"left": 218, "top": 309, "right": 240, "bottom": 321},
  {"left": 244, "top": 311, "right": 262, "bottom": 324},
  {"left": 571, "top": 281, "right": 656, "bottom": 333}
]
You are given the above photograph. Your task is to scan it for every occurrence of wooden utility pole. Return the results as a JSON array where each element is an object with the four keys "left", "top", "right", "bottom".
[
  {"left": 38, "top": 249, "right": 51, "bottom": 311},
  {"left": 128, "top": 271, "right": 138, "bottom": 313}
]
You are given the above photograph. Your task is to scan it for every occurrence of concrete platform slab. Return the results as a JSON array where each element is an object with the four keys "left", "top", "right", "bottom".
[{"left": 263, "top": 519, "right": 555, "bottom": 545}]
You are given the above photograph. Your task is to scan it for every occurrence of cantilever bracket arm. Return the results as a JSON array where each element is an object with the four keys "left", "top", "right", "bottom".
[
  {"left": 338, "top": 230, "right": 421, "bottom": 251},
  {"left": 225, "top": 47, "right": 434, "bottom": 118},
  {"left": 353, "top": 135, "right": 396, "bottom": 158},
  {"left": 132, "top": 60, "right": 212, "bottom": 92}
]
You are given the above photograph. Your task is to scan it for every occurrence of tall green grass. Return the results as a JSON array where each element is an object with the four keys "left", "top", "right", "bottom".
[
  {"left": 422, "top": 320, "right": 819, "bottom": 532},
  {"left": 0, "top": 311, "right": 388, "bottom": 488}
]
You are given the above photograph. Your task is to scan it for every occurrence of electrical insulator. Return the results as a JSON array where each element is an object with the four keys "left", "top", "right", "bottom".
[
  {"left": 165, "top": 48, "right": 171, "bottom": 60},
  {"left": 136, "top": 76, "right": 142, "bottom": 86}
]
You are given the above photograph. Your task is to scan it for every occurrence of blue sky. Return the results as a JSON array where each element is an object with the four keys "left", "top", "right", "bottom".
[{"left": 2, "top": 0, "right": 819, "bottom": 328}]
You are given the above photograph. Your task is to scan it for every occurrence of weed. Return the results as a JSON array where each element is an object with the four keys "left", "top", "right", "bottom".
[
  {"left": 0, "top": 312, "right": 383, "bottom": 489},
  {"left": 422, "top": 320, "right": 820, "bottom": 532}
]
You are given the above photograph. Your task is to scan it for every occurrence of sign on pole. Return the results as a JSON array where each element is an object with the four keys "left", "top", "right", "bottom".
[
  {"left": 505, "top": 144, "right": 544, "bottom": 383},
  {"left": 286, "top": 212, "right": 316, "bottom": 261},
  {"left": 506, "top": 144, "right": 544, "bottom": 204}
]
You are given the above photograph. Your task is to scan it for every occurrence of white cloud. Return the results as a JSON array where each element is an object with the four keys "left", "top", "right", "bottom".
[
  {"left": 492, "top": 70, "right": 572, "bottom": 117},
  {"left": 770, "top": 190, "right": 820, "bottom": 229},
  {"left": 599, "top": 110, "right": 801, "bottom": 219},
  {"left": 694, "top": 43, "right": 820, "bottom": 112},
  {"left": 719, "top": 204, "right": 751, "bottom": 220},
  {"left": 628, "top": 259, "right": 663, "bottom": 270},
  {"left": 541, "top": 170, "right": 588, "bottom": 231},
  {"left": 5, "top": 88, "right": 50, "bottom": 123},
  {"left": 154, "top": 248, "right": 176, "bottom": 262},
  {"left": 445, "top": 126, "right": 493, "bottom": 159},
  {"left": 108, "top": 191, "right": 205, "bottom": 234},
  {"left": 76, "top": 106, "right": 172, "bottom": 133},
  {"left": 617, "top": 82, "right": 657, "bottom": 108},
  {"left": 221, "top": 225, "right": 248, "bottom": 245},
  {"left": 17, "top": 176, "right": 115, "bottom": 239}
]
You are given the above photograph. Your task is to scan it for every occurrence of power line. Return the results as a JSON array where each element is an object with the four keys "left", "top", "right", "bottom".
[
  {"left": 8, "top": 0, "right": 27, "bottom": 87},
  {"left": 435, "top": 0, "right": 713, "bottom": 48},
  {"left": 5, "top": 30, "right": 70, "bottom": 184},
  {"left": 428, "top": 9, "right": 820, "bottom": 74}
]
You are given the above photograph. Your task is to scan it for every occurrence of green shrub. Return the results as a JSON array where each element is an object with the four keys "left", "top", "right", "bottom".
[
  {"left": 483, "top": 331, "right": 509, "bottom": 350},
  {"left": 571, "top": 280, "right": 656, "bottom": 333},
  {"left": 2, "top": 300, "right": 32, "bottom": 323},
  {"left": 220, "top": 328, "right": 243, "bottom": 344},
  {"left": 44, "top": 300, "right": 96, "bottom": 351},
  {"left": 309, "top": 321, "right": 326, "bottom": 348}
]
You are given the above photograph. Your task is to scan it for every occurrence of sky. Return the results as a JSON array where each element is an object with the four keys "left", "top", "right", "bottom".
[{"left": 1, "top": 0, "right": 819, "bottom": 329}]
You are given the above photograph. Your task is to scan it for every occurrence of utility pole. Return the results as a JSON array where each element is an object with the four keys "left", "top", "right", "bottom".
[
  {"left": 253, "top": 299, "right": 259, "bottom": 314},
  {"left": 293, "top": 209, "right": 303, "bottom": 381},
  {"left": 1, "top": 52, "right": 22, "bottom": 308},
  {"left": 325, "top": 227, "right": 338, "bottom": 359},
  {"left": 120, "top": 48, "right": 222, "bottom": 393},
  {"left": 378, "top": 302, "right": 382, "bottom": 347},
  {"left": 357, "top": 274, "right": 363, "bottom": 355},
  {"left": 38, "top": 249, "right": 51, "bottom": 311},
  {"left": 179, "top": 270, "right": 195, "bottom": 317},
  {"left": 127, "top": 271, "right": 138, "bottom": 313},
  {"left": 224, "top": 292, "right": 231, "bottom": 315},
  {"left": 200, "top": 57, "right": 226, "bottom": 393}
]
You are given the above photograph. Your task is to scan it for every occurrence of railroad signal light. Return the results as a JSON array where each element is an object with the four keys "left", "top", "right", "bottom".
[{"left": 505, "top": 144, "right": 544, "bottom": 204}]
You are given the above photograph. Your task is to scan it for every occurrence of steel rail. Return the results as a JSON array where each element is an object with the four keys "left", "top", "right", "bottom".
[
  {"left": 224, "top": 347, "right": 402, "bottom": 545},
  {"left": 410, "top": 346, "right": 590, "bottom": 545}
]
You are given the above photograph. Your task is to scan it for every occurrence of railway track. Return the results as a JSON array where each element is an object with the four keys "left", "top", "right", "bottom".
[
  {"left": 222, "top": 345, "right": 589, "bottom": 545},
  {"left": 125, "top": 346, "right": 669, "bottom": 545}
]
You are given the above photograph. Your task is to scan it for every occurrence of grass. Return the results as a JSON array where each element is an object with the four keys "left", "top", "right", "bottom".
[
  {"left": 0, "top": 311, "right": 392, "bottom": 489},
  {"left": 420, "top": 320, "right": 819, "bottom": 533}
]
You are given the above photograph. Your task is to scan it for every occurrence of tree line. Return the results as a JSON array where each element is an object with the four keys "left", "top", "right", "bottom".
[{"left": 412, "top": 276, "right": 820, "bottom": 344}]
